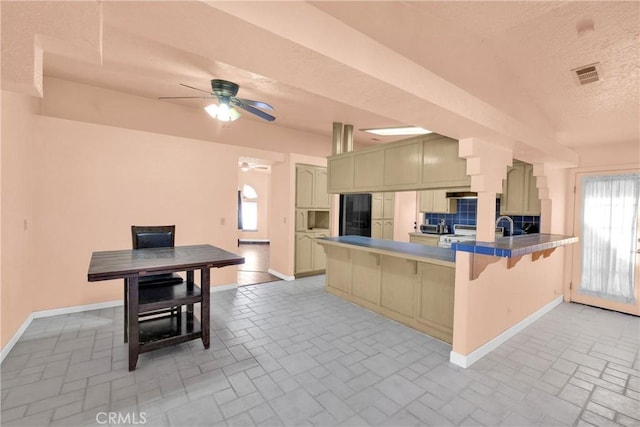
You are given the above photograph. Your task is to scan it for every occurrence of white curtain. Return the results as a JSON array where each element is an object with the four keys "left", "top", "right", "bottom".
[{"left": 580, "top": 173, "right": 640, "bottom": 302}]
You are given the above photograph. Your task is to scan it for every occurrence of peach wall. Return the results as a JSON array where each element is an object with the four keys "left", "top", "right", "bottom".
[
  {"left": 453, "top": 249, "right": 565, "bottom": 355},
  {"left": 393, "top": 191, "right": 418, "bottom": 242},
  {"left": 1, "top": 91, "right": 39, "bottom": 348},
  {"left": 238, "top": 169, "right": 271, "bottom": 241},
  {"left": 30, "top": 116, "right": 246, "bottom": 312}
]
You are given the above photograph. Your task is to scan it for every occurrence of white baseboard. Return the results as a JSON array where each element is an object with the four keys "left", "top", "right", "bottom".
[
  {"left": 211, "top": 283, "right": 239, "bottom": 292},
  {"left": 1, "top": 299, "right": 123, "bottom": 364},
  {"left": 450, "top": 295, "right": 563, "bottom": 368},
  {"left": 32, "top": 300, "right": 123, "bottom": 319},
  {"left": 268, "top": 268, "right": 294, "bottom": 281},
  {"left": 0, "top": 312, "right": 34, "bottom": 364}
]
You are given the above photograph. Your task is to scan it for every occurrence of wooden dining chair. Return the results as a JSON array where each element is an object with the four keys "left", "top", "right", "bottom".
[{"left": 124, "top": 225, "right": 184, "bottom": 342}]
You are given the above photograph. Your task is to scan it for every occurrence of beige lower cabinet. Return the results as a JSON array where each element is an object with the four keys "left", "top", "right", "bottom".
[
  {"left": 409, "top": 233, "right": 439, "bottom": 247},
  {"left": 380, "top": 257, "right": 417, "bottom": 318},
  {"left": 351, "top": 251, "right": 381, "bottom": 304},
  {"left": 295, "top": 231, "right": 328, "bottom": 275},
  {"left": 416, "top": 263, "right": 455, "bottom": 340},
  {"left": 322, "top": 244, "right": 454, "bottom": 343}
]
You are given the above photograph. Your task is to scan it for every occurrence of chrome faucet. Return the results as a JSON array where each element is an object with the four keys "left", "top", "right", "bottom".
[{"left": 496, "top": 216, "right": 514, "bottom": 236}]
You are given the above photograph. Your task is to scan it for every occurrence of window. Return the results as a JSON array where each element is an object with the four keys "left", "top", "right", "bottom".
[{"left": 241, "top": 184, "right": 258, "bottom": 231}]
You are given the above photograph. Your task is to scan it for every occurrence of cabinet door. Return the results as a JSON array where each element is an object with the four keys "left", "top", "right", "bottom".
[
  {"left": 525, "top": 164, "right": 541, "bottom": 215},
  {"left": 382, "top": 220, "right": 394, "bottom": 240},
  {"left": 418, "top": 190, "right": 434, "bottom": 212},
  {"left": 371, "top": 193, "right": 384, "bottom": 219},
  {"left": 296, "top": 166, "right": 315, "bottom": 208},
  {"left": 422, "top": 137, "right": 470, "bottom": 188},
  {"left": 380, "top": 256, "right": 417, "bottom": 318},
  {"left": 409, "top": 234, "right": 439, "bottom": 247},
  {"left": 383, "top": 141, "right": 422, "bottom": 188},
  {"left": 501, "top": 164, "right": 526, "bottom": 215},
  {"left": 327, "top": 155, "right": 354, "bottom": 193},
  {"left": 295, "top": 209, "right": 307, "bottom": 231},
  {"left": 314, "top": 168, "right": 330, "bottom": 208},
  {"left": 354, "top": 150, "right": 384, "bottom": 188},
  {"left": 312, "top": 231, "right": 328, "bottom": 270},
  {"left": 383, "top": 193, "right": 395, "bottom": 219},
  {"left": 295, "top": 233, "right": 314, "bottom": 273},
  {"left": 371, "top": 219, "right": 383, "bottom": 239},
  {"left": 431, "top": 189, "right": 457, "bottom": 214},
  {"left": 416, "top": 263, "right": 455, "bottom": 343},
  {"left": 351, "top": 251, "right": 381, "bottom": 304}
]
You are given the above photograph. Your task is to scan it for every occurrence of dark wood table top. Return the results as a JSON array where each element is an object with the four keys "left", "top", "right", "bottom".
[{"left": 88, "top": 244, "right": 244, "bottom": 281}]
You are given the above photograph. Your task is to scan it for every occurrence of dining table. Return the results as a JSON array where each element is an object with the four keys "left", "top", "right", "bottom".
[{"left": 87, "top": 244, "right": 244, "bottom": 371}]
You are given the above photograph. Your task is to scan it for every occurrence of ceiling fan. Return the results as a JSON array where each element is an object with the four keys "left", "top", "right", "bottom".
[
  {"left": 239, "top": 161, "right": 269, "bottom": 172},
  {"left": 159, "top": 79, "right": 275, "bottom": 122}
]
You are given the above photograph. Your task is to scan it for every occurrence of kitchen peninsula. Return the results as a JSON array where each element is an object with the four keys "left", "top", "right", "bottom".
[
  {"left": 317, "top": 234, "right": 578, "bottom": 348},
  {"left": 316, "top": 236, "right": 456, "bottom": 343}
]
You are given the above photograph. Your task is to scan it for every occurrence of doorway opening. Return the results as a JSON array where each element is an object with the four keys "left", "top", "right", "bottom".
[
  {"left": 237, "top": 158, "right": 279, "bottom": 286},
  {"left": 237, "top": 243, "right": 279, "bottom": 286}
]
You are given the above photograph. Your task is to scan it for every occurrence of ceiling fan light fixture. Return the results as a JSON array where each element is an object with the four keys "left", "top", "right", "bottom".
[
  {"left": 204, "top": 103, "right": 241, "bottom": 122},
  {"left": 361, "top": 126, "right": 432, "bottom": 136}
]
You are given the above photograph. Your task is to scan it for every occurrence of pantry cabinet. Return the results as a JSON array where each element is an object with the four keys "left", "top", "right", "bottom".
[
  {"left": 295, "top": 164, "right": 329, "bottom": 275},
  {"left": 500, "top": 161, "right": 541, "bottom": 215},
  {"left": 418, "top": 189, "right": 457, "bottom": 213}
]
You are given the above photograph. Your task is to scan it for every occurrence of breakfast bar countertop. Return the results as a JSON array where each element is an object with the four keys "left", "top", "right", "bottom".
[
  {"left": 453, "top": 233, "right": 578, "bottom": 258},
  {"left": 316, "top": 235, "right": 456, "bottom": 267}
]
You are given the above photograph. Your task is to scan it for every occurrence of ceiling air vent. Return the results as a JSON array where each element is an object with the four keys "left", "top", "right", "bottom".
[{"left": 573, "top": 63, "right": 601, "bottom": 85}]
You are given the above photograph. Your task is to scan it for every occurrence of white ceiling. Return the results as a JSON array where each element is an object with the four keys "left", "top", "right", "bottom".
[{"left": 2, "top": 1, "right": 639, "bottom": 163}]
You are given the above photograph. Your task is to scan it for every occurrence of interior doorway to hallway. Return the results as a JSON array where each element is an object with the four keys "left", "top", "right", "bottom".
[{"left": 236, "top": 243, "right": 280, "bottom": 286}]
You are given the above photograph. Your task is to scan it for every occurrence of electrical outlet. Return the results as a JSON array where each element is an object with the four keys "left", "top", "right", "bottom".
[{"left": 220, "top": 217, "right": 226, "bottom": 226}]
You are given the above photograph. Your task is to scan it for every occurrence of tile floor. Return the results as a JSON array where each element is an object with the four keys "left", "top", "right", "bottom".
[
  {"left": 236, "top": 244, "right": 279, "bottom": 286},
  {"left": 1, "top": 275, "right": 639, "bottom": 426}
]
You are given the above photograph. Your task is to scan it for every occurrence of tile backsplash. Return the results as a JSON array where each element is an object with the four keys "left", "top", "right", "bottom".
[{"left": 424, "top": 198, "right": 540, "bottom": 236}]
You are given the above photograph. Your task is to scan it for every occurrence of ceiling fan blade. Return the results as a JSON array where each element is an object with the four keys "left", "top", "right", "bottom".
[
  {"left": 236, "top": 98, "right": 274, "bottom": 111},
  {"left": 231, "top": 99, "right": 276, "bottom": 121},
  {"left": 179, "top": 83, "right": 214, "bottom": 95},
  {"left": 159, "top": 96, "right": 217, "bottom": 99}
]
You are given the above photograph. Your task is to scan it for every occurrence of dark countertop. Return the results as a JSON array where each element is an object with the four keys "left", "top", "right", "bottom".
[
  {"left": 316, "top": 235, "right": 456, "bottom": 266},
  {"left": 453, "top": 233, "right": 578, "bottom": 258}
]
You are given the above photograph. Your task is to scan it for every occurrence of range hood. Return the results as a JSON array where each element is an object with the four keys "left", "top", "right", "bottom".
[{"left": 445, "top": 191, "right": 478, "bottom": 199}]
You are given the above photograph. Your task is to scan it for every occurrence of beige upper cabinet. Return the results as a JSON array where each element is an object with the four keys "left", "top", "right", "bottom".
[
  {"left": 500, "top": 161, "right": 541, "bottom": 215},
  {"left": 314, "top": 168, "right": 329, "bottom": 208},
  {"left": 296, "top": 164, "right": 330, "bottom": 209},
  {"left": 421, "top": 136, "right": 470, "bottom": 188},
  {"left": 326, "top": 133, "right": 469, "bottom": 194},
  {"left": 418, "top": 189, "right": 457, "bottom": 213},
  {"left": 372, "top": 193, "right": 384, "bottom": 219},
  {"left": 383, "top": 140, "right": 422, "bottom": 188},
  {"left": 354, "top": 150, "right": 384, "bottom": 189},
  {"left": 327, "top": 154, "right": 354, "bottom": 194}
]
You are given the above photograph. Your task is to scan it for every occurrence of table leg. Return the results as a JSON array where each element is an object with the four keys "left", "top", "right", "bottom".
[
  {"left": 201, "top": 268, "right": 210, "bottom": 349},
  {"left": 186, "top": 270, "right": 194, "bottom": 318},
  {"left": 128, "top": 275, "right": 139, "bottom": 371},
  {"left": 123, "top": 278, "right": 128, "bottom": 343}
]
